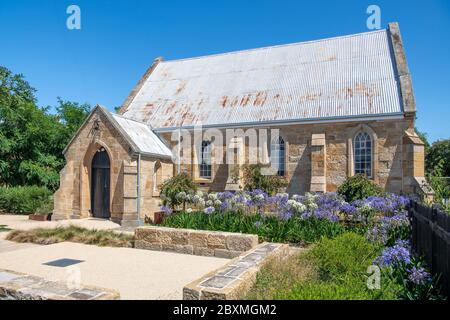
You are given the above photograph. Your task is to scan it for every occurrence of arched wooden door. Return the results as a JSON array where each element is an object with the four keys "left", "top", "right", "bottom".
[{"left": 91, "top": 148, "right": 110, "bottom": 219}]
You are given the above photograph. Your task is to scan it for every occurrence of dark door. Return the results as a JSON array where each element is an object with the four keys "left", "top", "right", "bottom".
[{"left": 91, "top": 148, "right": 110, "bottom": 219}]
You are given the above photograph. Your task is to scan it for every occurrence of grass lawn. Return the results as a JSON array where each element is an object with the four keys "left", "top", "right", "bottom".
[
  {"left": 6, "top": 226, "right": 134, "bottom": 248},
  {"left": 246, "top": 233, "right": 401, "bottom": 300}
]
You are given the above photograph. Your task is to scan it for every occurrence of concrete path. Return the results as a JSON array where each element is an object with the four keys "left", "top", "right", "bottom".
[
  {"left": 0, "top": 239, "right": 40, "bottom": 253},
  {"left": 0, "top": 214, "right": 122, "bottom": 232},
  {"left": 0, "top": 242, "right": 228, "bottom": 300}
]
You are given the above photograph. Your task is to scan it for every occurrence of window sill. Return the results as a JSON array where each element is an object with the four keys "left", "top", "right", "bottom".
[{"left": 194, "top": 178, "right": 212, "bottom": 184}]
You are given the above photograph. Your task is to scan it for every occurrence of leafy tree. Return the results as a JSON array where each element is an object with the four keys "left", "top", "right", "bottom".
[
  {"left": 426, "top": 139, "right": 450, "bottom": 177},
  {"left": 0, "top": 66, "right": 91, "bottom": 190},
  {"left": 55, "top": 98, "right": 91, "bottom": 143}
]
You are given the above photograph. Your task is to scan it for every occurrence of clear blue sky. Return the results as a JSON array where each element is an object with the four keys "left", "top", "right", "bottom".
[{"left": 1, "top": 0, "right": 449, "bottom": 142}]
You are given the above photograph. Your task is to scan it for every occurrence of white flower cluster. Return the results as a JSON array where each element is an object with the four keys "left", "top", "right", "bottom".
[
  {"left": 298, "top": 192, "right": 319, "bottom": 210},
  {"left": 286, "top": 199, "right": 307, "bottom": 214}
]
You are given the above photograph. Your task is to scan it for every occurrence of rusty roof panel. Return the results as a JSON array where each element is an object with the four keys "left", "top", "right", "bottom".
[{"left": 122, "top": 29, "right": 403, "bottom": 128}]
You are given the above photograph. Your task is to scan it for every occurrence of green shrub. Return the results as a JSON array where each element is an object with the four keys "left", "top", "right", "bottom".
[
  {"left": 242, "top": 164, "right": 287, "bottom": 196},
  {"left": 337, "top": 174, "right": 382, "bottom": 202},
  {"left": 311, "top": 233, "right": 380, "bottom": 278},
  {"left": 248, "top": 233, "right": 400, "bottom": 300},
  {"left": 0, "top": 186, "right": 53, "bottom": 214},
  {"left": 160, "top": 173, "right": 197, "bottom": 208},
  {"left": 274, "top": 275, "right": 398, "bottom": 300}
]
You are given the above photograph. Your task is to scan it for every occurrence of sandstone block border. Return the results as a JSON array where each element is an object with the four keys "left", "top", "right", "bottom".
[
  {"left": 135, "top": 226, "right": 259, "bottom": 258},
  {"left": 183, "top": 242, "right": 289, "bottom": 300},
  {"left": 0, "top": 269, "right": 119, "bottom": 300}
]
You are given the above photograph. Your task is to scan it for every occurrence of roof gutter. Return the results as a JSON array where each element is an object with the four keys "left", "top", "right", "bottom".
[{"left": 153, "top": 113, "right": 405, "bottom": 133}]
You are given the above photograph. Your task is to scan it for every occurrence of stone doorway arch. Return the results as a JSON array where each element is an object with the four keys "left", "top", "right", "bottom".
[
  {"left": 91, "top": 148, "right": 111, "bottom": 218},
  {"left": 79, "top": 141, "right": 114, "bottom": 219}
]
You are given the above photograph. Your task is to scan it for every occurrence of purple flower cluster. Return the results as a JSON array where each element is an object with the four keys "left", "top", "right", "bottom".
[
  {"left": 408, "top": 266, "right": 432, "bottom": 285},
  {"left": 160, "top": 205, "right": 173, "bottom": 215},
  {"left": 374, "top": 239, "right": 411, "bottom": 267},
  {"left": 254, "top": 220, "right": 262, "bottom": 228},
  {"left": 203, "top": 206, "right": 215, "bottom": 215},
  {"left": 366, "top": 210, "right": 409, "bottom": 244},
  {"left": 176, "top": 189, "right": 409, "bottom": 226},
  {"left": 301, "top": 208, "right": 339, "bottom": 222}
]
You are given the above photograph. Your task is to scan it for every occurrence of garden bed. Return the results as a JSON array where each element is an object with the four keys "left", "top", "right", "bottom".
[
  {"left": 5, "top": 226, "right": 134, "bottom": 247},
  {"left": 158, "top": 188, "right": 446, "bottom": 300}
]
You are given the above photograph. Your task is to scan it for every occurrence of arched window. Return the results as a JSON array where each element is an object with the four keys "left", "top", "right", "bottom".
[
  {"left": 199, "top": 140, "right": 212, "bottom": 178},
  {"left": 354, "top": 132, "right": 372, "bottom": 178},
  {"left": 270, "top": 136, "right": 285, "bottom": 176}
]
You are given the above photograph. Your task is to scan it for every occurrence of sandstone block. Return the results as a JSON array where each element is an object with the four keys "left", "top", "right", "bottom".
[
  {"left": 189, "top": 232, "right": 208, "bottom": 247},
  {"left": 226, "top": 234, "right": 258, "bottom": 252},
  {"left": 214, "top": 249, "right": 242, "bottom": 259},
  {"left": 162, "top": 244, "right": 193, "bottom": 255},
  {"left": 134, "top": 240, "right": 162, "bottom": 251},
  {"left": 206, "top": 234, "right": 227, "bottom": 249},
  {"left": 194, "top": 247, "right": 215, "bottom": 257}
]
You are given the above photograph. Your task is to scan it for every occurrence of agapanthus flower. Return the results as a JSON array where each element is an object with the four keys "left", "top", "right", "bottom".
[
  {"left": 340, "top": 202, "right": 357, "bottom": 215},
  {"left": 191, "top": 194, "right": 201, "bottom": 204},
  {"left": 286, "top": 199, "right": 306, "bottom": 214},
  {"left": 254, "top": 220, "right": 262, "bottom": 228},
  {"left": 204, "top": 206, "right": 215, "bottom": 215},
  {"left": 175, "top": 191, "right": 187, "bottom": 200},
  {"left": 374, "top": 240, "right": 411, "bottom": 267},
  {"left": 281, "top": 211, "right": 293, "bottom": 220},
  {"left": 208, "top": 193, "right": 218, "bottom": 200},
  {"left": 160, "top": 205, "right": 173, "bottom": 215},
  {"left": 366, "top": 226, "right": 388, "bottom": 244},
  {"left": 408, "top": 266, "right": 431, "bottom": 285}
]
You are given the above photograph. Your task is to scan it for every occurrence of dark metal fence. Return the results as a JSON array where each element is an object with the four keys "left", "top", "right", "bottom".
[{"left": 409, "top": 201, "right": 450, "bottom": 296}]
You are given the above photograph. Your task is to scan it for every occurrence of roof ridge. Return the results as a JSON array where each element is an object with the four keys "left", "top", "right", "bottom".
[{"left": 160, "top": 29, "right": 387, "bottom": 64}]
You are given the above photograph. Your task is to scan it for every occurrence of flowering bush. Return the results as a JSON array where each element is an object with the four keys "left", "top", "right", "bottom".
[
  {"left": 374, "top": 240, "right": 444, "bottom": 300},
  {"left": 161, "top": 189, "right": 412, "bottom": 229},
  {"left": 159, "top": 190, "right": 416, "bottom": 245}
]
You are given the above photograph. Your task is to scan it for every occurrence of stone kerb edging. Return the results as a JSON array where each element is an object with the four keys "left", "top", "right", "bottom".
[
  {"left": 134, "top": 226, "right": 259, "bottom": 258},
  {"left": 0, "top": 269, "right": 119, "bottom": 300},
  {"left": 183, "top": 242, "right": 289, "bottom": 300}
]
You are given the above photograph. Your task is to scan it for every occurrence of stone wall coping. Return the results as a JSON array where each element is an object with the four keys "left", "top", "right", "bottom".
[
  {"left": 0, "top": 269, "right": 120, "bottom": 300},
  {"left": 135, "top": 226, "right": 259, "bottom": 258},
  {"left": 137, "top": 225, "right": 254, "bottom": 237},
  {"left": 183, "top": 242, "right": 290, "bottom": 300}
]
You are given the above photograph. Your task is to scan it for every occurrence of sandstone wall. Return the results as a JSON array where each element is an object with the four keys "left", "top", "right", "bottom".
[
  {"left": 135, "top": 226, "right": 259, "bottom": 258},
  {"left": 159, "top": 116, "right": 418, "bottom": 195}
]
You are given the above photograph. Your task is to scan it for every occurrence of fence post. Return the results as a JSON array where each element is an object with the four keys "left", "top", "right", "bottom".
[
  {"left": 431, "top": 205, "right": 438, "bottom": 275},
  {"left": 410, "top": 200, "right": 417, "bottom": 254}
]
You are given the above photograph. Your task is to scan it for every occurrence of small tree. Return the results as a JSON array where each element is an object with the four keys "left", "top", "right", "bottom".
[
  {"left": 160, "top": 173, "right": 197, "bottom": 209},
  {"left": 337, "top": 174, "right": 382, "bottom": 202},
  {"left": 242, "top": 164, "right": 287, "bottom": 196}
]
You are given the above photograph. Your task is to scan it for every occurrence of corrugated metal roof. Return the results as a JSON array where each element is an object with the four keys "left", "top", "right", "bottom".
[
  {"left": 111, "top": 113, "right": 172, "bottom": 157},
  {"left": 121, "top": 29, "right": 403, "bottom": 129}
]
